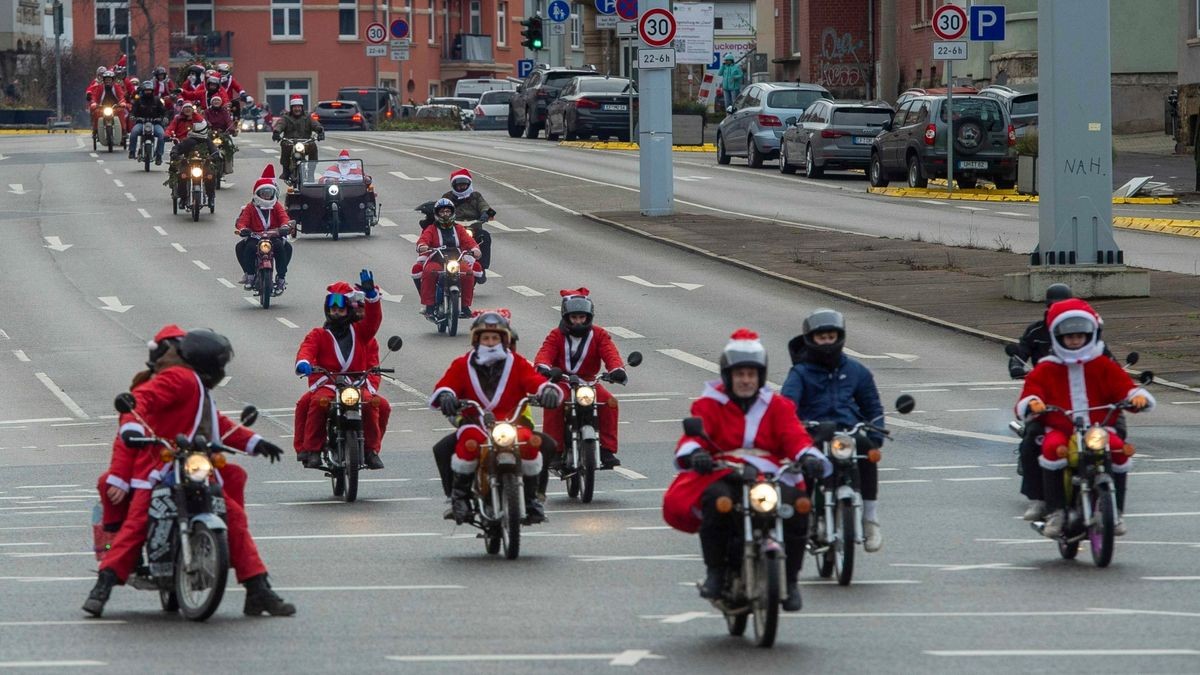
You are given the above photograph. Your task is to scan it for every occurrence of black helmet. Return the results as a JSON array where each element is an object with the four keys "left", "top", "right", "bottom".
[
  {"left": 719, "top": 328, "right": 767, "bottom": 395},
  {"left": 800, "top": 308, "right": 846, "bottom": 369},
  {"left": 178, "top": 329, "right": 234, "bottom": 389},
  {"left": 559, "top": 291, "right": 594, "bottom": 338},
  {"left": 153, "top": 66, "right": 167, "bottom": 78},
  {"left": 1045, "top": 283, "right": 1073, "bottom": 307}
]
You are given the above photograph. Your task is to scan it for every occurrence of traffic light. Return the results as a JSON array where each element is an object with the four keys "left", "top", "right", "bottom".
[
  {"left": 52, "top": 2, "right": 64, "bottom": 37},
  {"left": 520, "top": 16, "right": 544, "bottom": 51}
]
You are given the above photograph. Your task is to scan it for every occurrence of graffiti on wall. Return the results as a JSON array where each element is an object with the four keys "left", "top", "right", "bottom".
[{"left": 815, "top": 27, "right": 868, "bottom": 91}]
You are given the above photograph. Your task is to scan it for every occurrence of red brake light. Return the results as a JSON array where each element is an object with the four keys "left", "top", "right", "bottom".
[
  {"left": 351, "top": 113, "right": 362, "bottom": 122},
  {"left": 310, "top": 113, "right": 319, "bottom": 121},
  {"left": 1008, "top": 124, "right": 1017, "bottom": 146},
  {"left": 924, "top": 123, "right": 936, "bottom": 145},
  {"left": 331, "top": 101, "right": 342, "bottom": 108},
  {"left": 820, "top": 129, "right": 845, "bottom": 138},
  {"left": 575, "top": 97, "right": 599, "bottom": 109},
  {"left": 474, "top": 106, "right": 484, "bottom": 117},
  {"left": 757, "top": 114, "right": 782, "bottom": 127},
  {"left": 357, "top": 89, "right": 368, "bottom": 94}
]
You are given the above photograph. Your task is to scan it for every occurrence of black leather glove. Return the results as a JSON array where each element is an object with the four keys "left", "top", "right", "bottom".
[
  {"left": 255, "top": 440, "right": 284, "bottom": 464},
  {"left": 607, "top": 368, "right": 628, "bottom": 385},
  {"left": 272, "top": 132, "right": 281, "bottom": 142},
  {"left": 1008, "top": 355, "right": 1027, "bottom": 380},
  {"left": 316, "top": 130, "right": 325, "bottom": 141},
  {"left": 538, "top": 387, "right": 562, "bottom": 409},
  {"left": 120, "top": 429, "right": 153, "bottom": 449},
  {"left": 688, "top": 450, "right": 714, "bottom": 475},
  {"left": 536, "top": 364, "right": 553, "bottom": 377},
  {"left": 437, "top": 392, "right": 459, "bottom": 417}
]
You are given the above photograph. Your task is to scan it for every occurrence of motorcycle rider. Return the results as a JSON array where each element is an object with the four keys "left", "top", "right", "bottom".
[
  {"left": 128, "top": 80, "right": 167, "bottom": 164},
  {"left": 430, "top": 311, "right": 561, "bottom": 525},
  {"left": 179, "top": 64, "right": 207, "bottom": 100},
  {"left": 86, "top": 70, "right": 126, "bottom": 137},
  {"left": 272, "top": 96, "right": 324, "bottom": 182},
  {"left": 234, "top": 165, "right": 293, "bottom": 292},
  {"left": 321, "top": 149, "right": 366, "bottom": 183},
  {"left": 148, "top": 66, "right": 172, "bottom": 102},
  {"left": 534, "top": 288, "right": 627, "bottom": 469},
  {"left": 1016, "top": 299, "right": 1153, "bottom": 539},
  {"left": 166, "top": 117, "right": 219, "bottom": 200},
  {"left": 294, "top": 271, "right": 386, "bottom": 470},
  {"left": 663, "top": 328, "right": 822, "bottom": 613},
  {"left": 782, "top": 308, "right": 886, "bottom": 552},
  {"left": 432, "top": 169, "right": 495, "bottom": 279},
  {"left": 82, "top": 329, "right": 294, "bottom": 619},
  {"left": 413, "top": 198, "right": 482, "bottom": 319},
  {"left": 206, "top": 94, "right": 237, "bottom": 175},
  {"left": 215, "top": 63, "right": 247, "bottom": 108},
  {"left": 164, "top": 101, "right": 200, "bottom": 143}
]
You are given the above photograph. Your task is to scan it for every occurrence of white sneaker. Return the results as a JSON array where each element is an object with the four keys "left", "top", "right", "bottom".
[
  {"left": 1042, "top": 510, "right": 1065, "bottom": 538},
  {"left": 1114, "top": 517, "right": 1127, "bottom": 537},
  {"left": 863, "top": 520, "right": 883, "bottom": 552},
  {"left": 1022, "top": 500, "right": 1047, "bottom": 521}
]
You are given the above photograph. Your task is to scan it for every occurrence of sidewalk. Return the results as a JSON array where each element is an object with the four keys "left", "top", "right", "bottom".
[{"left": 585, "top": 209, "right": 1200, "bottom": 390}]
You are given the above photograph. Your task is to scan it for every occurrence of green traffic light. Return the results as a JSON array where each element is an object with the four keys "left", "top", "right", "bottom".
[{"left": 532, "top": 38, "right": 543, "bottom": 49}]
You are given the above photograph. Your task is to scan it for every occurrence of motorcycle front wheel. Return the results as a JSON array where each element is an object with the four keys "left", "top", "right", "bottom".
[
  {"left": 342, "top": 429, "right": 362, "bottom": 503},
  {"left": 257, "top": 268, "right": 272, "bottom": 309},
  {"left": 105, "top": 128, "right": 113, "bottom": 152},
  {"left": 752, "top": 552, "right": 782, "bottom": 648},
  {"left": 176, "top": 521, "right": 229, "bottom": 621},
  {"left": 580, "top": 438, "right": 597, "bottom": 504},
  {"left": 1090, "top": 485, "right": 1116, "bottom": 567},
  {"left": 143, "top": 145, "right": 151, "bottom": 172},
  {"left": 500, "top": 473, "right": 521, "bottom": 560},
  {"left": 191, "top": 189, "right": 201, "bottom": 222},
  {"left": 446, "top": 291, "right": 460, "bottom": 337},
  {"left": 835, "top": 499, "right": 855, "bottom": 586}
]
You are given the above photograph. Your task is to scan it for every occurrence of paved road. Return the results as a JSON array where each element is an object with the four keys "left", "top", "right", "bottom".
[{"left": 0, "top": 132, "right": 1198, "bottom": 673}]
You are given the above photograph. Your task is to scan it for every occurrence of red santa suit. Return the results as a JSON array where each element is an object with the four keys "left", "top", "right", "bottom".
[
  {"left": 235, "top": 200, "right": 289, "bottom": 233},
  {"left": 535, "top": 309, "right": 625, "bottom": 454},
  {"left": 99, "top": 366, "right": 269, "bottom": 583},
  {"left": 165, "top": 112, "right": 198, "bottom": 140},
  {"left": 204, "top": 104, "right": 235, "bottom": 133},
  {"left": 293, "top": 290, "right": 384, "bottom": 454},
  {"left": 413, "top": 222, "right": 482, "bottom": 307},
  {"left": 663, "top": 381, "right": 817, "bottom": 533},
  {"left": 1015, "top": 299, "right": 1153, "bottom": 473},
  {"left": 87, "top": 82, "right": 127, "bottom": 132},
  {"left": 430, "top": 348, "right": 555, "bottom": 475},
  {"left": 322, "top": 151, "right": 365, "bottom": 182}
]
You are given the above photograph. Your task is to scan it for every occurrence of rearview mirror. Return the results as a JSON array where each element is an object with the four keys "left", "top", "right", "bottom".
[
  {"left": 176, "top": 433, "right": 192, "bottom": 450},
  {"left": 1139, "top": 371, "right": 1154, "bottom": 385},
  {"left": 114, "top": 392, "right": 137, "bottom": 414},
  {"left": 387, "top": 336, "right": 404, "bottom": 352},
  {"left": 785, "top": 116, "right": 797, "bottom": 126},
  {"left": 1125, "top": 352, "right": 1139, "bottom": 366},
  {"left": 726, "top": 106, "right": 735, "bottom": 114},
  {"left": 1004, "top": 344, "right": 1020, "bottom": 357},
  {"left": 240, "top": 406, "right": 258, "bottom": 427},
  {"left": 881, "top": 120, "right": 893, "bottom": 132},
  {"left": 627, "top": 351, "right": 643, "bottom": 368},
  {"left": 895, "top": 395, "right": 916, "bottom": 415},
  {"left": 682, "top": 417, "right": 706, "bottom": 438}
]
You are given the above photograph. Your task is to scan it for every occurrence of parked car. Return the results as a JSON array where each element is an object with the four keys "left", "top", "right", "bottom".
[
  {"left": 311, "top": 100, "right": 370, "bottom": 131},
  {"left": 544, "top": 76, "right": 637, "bottom": 142},
  {"left": 428, "top": 97, "right": 476, "bottom": 127},
  {"left": 508, "top": 64, "right": 598, "bottom": 139},
  {"left": 335, "top": 86, "right": 404, "bottom": 126},
  {"left": 779, "top": 100, "right": 894, "bottom": 178},
  {"left": 869, "top": 93, "right": 1017, "bottom": 189},
  {"left": 895, "top": 86, "right": 978, "bottom": 107},
  {"left": 715, "top": 82, "right": 832, "bottom": 167},
  {"left": 454, "top": 78, "right": 518, "bottom": 101},
  {"left": 979, "top": 84, "right": 1038, "bottom": 138},
  {"left": 415, "top": 104, "right": 468, "bottom": 130},
  {"left": 472, "top": 90, "right": 515, "bottom": 130}
]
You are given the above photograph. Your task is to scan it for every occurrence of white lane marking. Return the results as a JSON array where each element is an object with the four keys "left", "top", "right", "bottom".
[
  {"left": 7, "top": 184, "right": 27, "bottom": 195},
  {"left": 911, "top": 465, "right": 981, "bottom": 471},
  {"left": 138, "top": 208, "right": 152, "bottom": 219},
  {"left": 606, "top": 327, "right": 644, "bottom": 339},
  {"left": 42, "top": 236, "right": 72, "bottom": 252},
  {"left": 892, "top": 562, "right": 1036, "bottom": 571},
  {"left": 618, "top": 275, "right": 703, "bottom": 291},
  {"left": 649, "top": 609, "right": 1162, "bottom": 621},
  {"left": 88, "top": 153, "right": 98, "bottom": 158},
  {"left": 33, "top": 373, "right": 88, "bottom": 419},
  {"left": 0, "top": 659, "right": 108, "bottom": 666},
  {"left": 1170, "top": 400, "right": 1200, "bottom": 405},
  {"left": 192, "top": 260, "right": 210, "bottom": 270},
  {"left": 260, "top": 148, "right": 275, "bottom": 154},
  {"left": 1144, "top": 457, "right": 1200, "bottom": 462},
  {"left": 612, "top": 466, "right": 647, "bottom": 480},
  {"left": 969, "top": 386, "right": 1019, "bottom": 391},
  {"left": 378, "top": 217, "right": 398, "bottom": 227},
  {"left": 56, "top": 443, "right": 106, "bottom": 448},
  {"left": 112, "top": 179, "right": 124, "bottom": 188},
  {"left": 944, "top": 477, "right": 1010, "bottom": 482},
  {"left": 0, "top": 543, "right": 46, "bottom": 547},
  {"left": 381, "top": 376, "right": 428, "bottom": 401},
  {"left": 255, "top": 532, "right": 439, "bottom": 541},
  {"left": 995, "top": 211, "right": 1030, "bottom": 217},
  {"left": 171, "top": 242, "right": 186, "bottom": 252},
  {"left": 153, "top": 225, "right": 167, "bottom": 235},
  {"left": 217, "top": 278, "right": 237, "bottom": 288},
  {"left": 0, "top": 510, "right": 87, "bottom": 516},
  {"left": 14, "top": 485, "right": 80, "bottom": 490},
  {"left": 0, "top": 525, "right": 86, "bottom": 531},
  {"left": 956, "top": 205, "right": 986, "bottom": 211},
  {"left": 879, "top": 479, "right": 932, "bottom": 484},
  {"left": 276, "top": 317, "right": 299, "bottom": 329},
  {"left": 232, "top": 585, "right": 464, "bottom": 592},
  {"left": 919, "top": 199, "right": 950, "bottom": 206},
  {"left": 885, "top": 416, "right": 1014, "bottom": 444},
  {"left": 124, "top": 192, "right": 136, "bottom": 201},
  {"left": 946, "top": 407, "right": 1000, "bottom": 412},
  {"left": 628, "top": 526, "right": 672, "bottom": 531},
  {"left": 902, "top": 388, "right": 950, "bottom": 393},
  {"left": 1123, "top": 512, "right": 1200, "bottom": 518},
  {"left": 386, "top": 651, "right": 663, "bottom": 666},
  {"left": 843, "top": 347, "right": 890, "bottom": 360},
  {"left": 509, "top": 285, "right": 544, "bottom": 297},
  {"left": 547, "top": 507, "right": 661, "bottom": 515},
  {"left": 12, "top": 350, "right": 29, "bottom": 362},
  {"left": 926, "top": 649, "right": 1199, "bottom": 657},
  {"left": 399, "top": 232, "right": 418, "bottom": 243},
  {"left": 657, "top": 348, "right": 718, "bottom": 373},
  {"left": 102, "top": 168, "right": 113, "bottom": 175},
  {"left": 97, "top": 296, "right": 133, "bottom": 313},
  {"left": 388, "top": 170, "right": 443, "bottom": 181},
  {"left": 5, "top": 551, "right": 94, "bottom": 558}
]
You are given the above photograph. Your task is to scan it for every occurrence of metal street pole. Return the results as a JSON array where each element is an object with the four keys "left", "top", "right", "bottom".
[
  {"left": 946, "top": 60, "right": 953, "bottom": 194},
  {"left": 53, "top": 1, "right": 62, "bottom": 121},
  {"left": 637, "top": 0, "right": 672, "bottom": 215}
]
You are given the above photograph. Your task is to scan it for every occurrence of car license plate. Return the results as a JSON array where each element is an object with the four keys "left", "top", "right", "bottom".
[
  {"left": 958, "top": 160, "right": 988, "bottom": 170},
  {"left": 603, "top": 104, "right": 628, "bottom": 111},
  {"left": 852, "top": 136, "right": 872, "bottom": 145}
]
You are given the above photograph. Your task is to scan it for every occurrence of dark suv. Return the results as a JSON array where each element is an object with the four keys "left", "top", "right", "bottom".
[
  {"left": 335, "top": 87, "right": 405, "bottom": 127},
  {"left": 508, "top": 65, "right": 597, "bottom": 139},
  {"left": 869, "top": 94, "right": 1016, "bottom": 189}
]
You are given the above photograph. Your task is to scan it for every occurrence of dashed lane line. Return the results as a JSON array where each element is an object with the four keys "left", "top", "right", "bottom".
[
  {"left": 217, "top": 278, "right": 237, "bottom": 288},
  {"left": 33, "top": 373, "right": 88, "bottom": 419},
  {"left": 276, "top": 317, "right": 299, "bottom": 329},
  {"left": 171, "top": 243, "right": 186, "bottom": 252},
  {"left": 138, "top": 208, "right": 151, "bottom": 219},
  {"left": 192, "top": 260, "right": 210, "bottom": 270},
  {"left": 123, "top": 192, "right": 136, "bottom": 201}
]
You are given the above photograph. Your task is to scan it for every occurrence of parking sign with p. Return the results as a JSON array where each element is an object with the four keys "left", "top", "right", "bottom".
[{"left": 969, "top": 5, "right": 1005, "bottom": 41}]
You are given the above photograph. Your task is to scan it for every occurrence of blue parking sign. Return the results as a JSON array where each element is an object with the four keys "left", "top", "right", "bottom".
[
  {"left": 594, "top": 0, "right": 615, "bottom": 15},
  {"left": 708, "top": 51, "right": 720, "bottom": 70},
  {"left": 548, "top": 0, "right": 570, "bottom": 22},
  {"left": 518, "top": 59, "right": 535, "bottom": 78},
  {"left": 969, "top": 5, "right": 1005, "bottom": 41}
]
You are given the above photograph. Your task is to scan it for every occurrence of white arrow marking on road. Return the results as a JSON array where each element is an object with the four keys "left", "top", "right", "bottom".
[
  {"left": 386, "top": 651, "right": 663, "bottom": 666},
  {"left": 42, "top": 237, "right": 72, "bottom": 252},
  {"left": 526, "top": 226, "right": 550, "bottom": 233},
  {"left": 618, "top": 275, "right": 703, "bottom": 290},
  {"left": 97, "top": 296, "right": 132, "bottom": 313},
  {"left": 884, "top": 352, "right": 920, "bottom": 362},
  {"left": 606, "top": 327, "right": 644, "bottom": 339},
  {"left": 509, "top": 285, "right": 544, "bottom": 297},
  {"left": 843, "top": 347, "right": 890, "bottom": 359},
  {"left": 378, "top": 216, "right": 398, "bottom": 227},
  {"left": 389, "top": 170, "right": 442, "bottom": 181},
  {"left": 377, "top": 289, "right": 403, "bottom": 303},
  {"left": 672, "top": 282, "right": 704, "bottom": 290},
  {"left": 8, "top": 184, "right": 27, "bottom": 195},
  {"left": 488, "top": 221, "right": 525, "bottom": 232},
  {"left": 612, "top": 466, "right": 647, "bottom": 480}
]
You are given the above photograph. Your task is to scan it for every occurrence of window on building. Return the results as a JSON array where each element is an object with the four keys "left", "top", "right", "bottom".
[
  {"left": 428, "top": 0, "right": 436, "bottom": 43},
  {"left": 339, "top": 0, "right": 357, "bottom": 38},
  {"left": 497, "top": 2, "right": 508, "bottom": 45},
  {"left": 95, "top": 1, "right": 129, "bottom": 38},
  {"left": 264, "top": 78, "right": 310, "bottom": 113},
  {"left": 1195, "top": 0, "right": 1200, "bottom": 37},
  {"left": 272, "top": 0, "right": 302, "bottom": 38},
  {"left": 929, "top": 66, "right": 937, "bottom": 87},
  {"left": 714, "top": 3, "right": 753, "bottom": 35},
  {"left": 428, "top": 82, "right": 439, "bottom": 99},
  {"left": 919, "top": 0, "right": 935, "bottom": 24},
  {"left": 469, "top": 0, "right": 482, "bottom": 34},
  {"left": 789, "top": 0, "right": 799, "bottom": 54},
  {"left": 185, "top": 0, "right": 214, "bottom": 37},
  {"left": 570, "top": 4, "right": 582, "bottom": 48}
]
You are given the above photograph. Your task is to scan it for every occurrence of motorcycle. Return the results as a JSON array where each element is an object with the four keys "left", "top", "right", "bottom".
[
  {"left": 454, "top": 396, "right": 552, "bottom": 560},
  {"left": 172, "top": 150, "right": 217, "bottom": 222},
  {"left": 414, "top": 201, "right": 494, "bottom": 272},
  {"left": 421, "top": 246, "right": 473, "bottom": 336},
  {"left": 212, "top": 131, "right": 237, "bottom": 187},
  {"left": 93, "top": 103, "right": 124, "bottom": 153},
  {"left": 134, "top": 117, "right": 157, "bottom": 172},
  {"left": 545, "top": 351, "right": 643, "bottom": 503},
  {"left": 804, "top": 395, "right": 915, "bottom": 586},
  {"left": 281, "top": 133, "right": 319, "bottom": 186},
  {"left": 105, "top": 393, "right": 259, "bottom": 621},
  {"left": 1028, "top": 395, "right": 1147, "bottom": 567},
  {"left": 239, "top": 224, "right": 292, "bottom": 308},
  {"left": 306, "top": 337, "right": 402, "bottom": 503},
  {"left": 680, "top": 417, "right": 807, "bottom": 648}
]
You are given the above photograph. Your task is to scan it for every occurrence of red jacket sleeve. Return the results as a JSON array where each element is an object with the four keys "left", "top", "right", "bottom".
[
  {"left": 415, "top": 226, "right": 438, "bottom": 251},
  {"left": 1016, "top": 363, "right": 1051, "bottom": 418},
  {"left": 271, "top": 201, "right": 290, "bottom": 226},
  {"left": 430, "top": 355, "right": 469, "bottom": 408},
  {"left": 514, "top": 354, "right": 551, "bottom": 396},
  {"left": 295, "top": 328, "right": 324, "bottom": 372},
  {"left": 356, "top": 293, "right": 383, "bottom": 342},
  {"left": 594, "top": 327, "right": 624, "bottom": 371},
  {"left": 105, "top": 438, "right": 136, "bottom": 491},
  {"left": 534, "top": 329, "right": 562, "bottom": 369},
  {"left": 234, "top": 203, "right": 255, "bottom": 234},
  {"left": 218, "top": 414, "right": 262, "bottom": 454},
  {"left": 765, "top": 396, "right": 813, "bottom": 463}
]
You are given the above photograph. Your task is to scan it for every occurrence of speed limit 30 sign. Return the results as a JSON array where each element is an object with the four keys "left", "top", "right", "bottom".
[
  {"left": 931, "top": 4, "right": 967, "bottom": 41},
  {"left": 365, "top": 22, "right": 387, "bottom": 44},
  {"left": 638, "top": 8, "right": 676, "bottom": 48}
]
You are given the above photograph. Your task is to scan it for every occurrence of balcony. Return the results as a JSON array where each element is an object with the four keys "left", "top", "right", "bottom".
[
  {"left": 169, "top": 31, "right": 234, "bottom": 62},
  {"left": 442, "top": 34, "right": 512, "bottom": 79}
]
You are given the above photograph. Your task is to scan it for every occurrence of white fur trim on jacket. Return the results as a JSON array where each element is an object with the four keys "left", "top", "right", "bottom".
[
  {"left": 428, "top": 386, "right": 457, "bottom": 410},
  {"left": 131, "top": 478, "right": 154, "bottom": 489},
  {"left": 451, "top": 455, "right": 478, "bottom": 474},
  {"left": 1125, "top": 387, "right": 1156, "bottom": 412},
  {"left": 521, "top": 452, "right": 543, "bottom": 477},
  {"left": 1111, "top": 457, "right": 1133, "bottom": 473},
  {"left": 118, "top": 421, "right": 146, "bottom": 437},
  {"left": 1038, "top": 455, "right": 1068, "bottom": 471},
  {"left": 244, "top": 434, "right": 263, "bottom": 455},
  {"left": 105, "top": 474, "right": 131, "bottom": 492},
  {"left": 1015, "top": 395, "right": 1042, "bottom": 420}
]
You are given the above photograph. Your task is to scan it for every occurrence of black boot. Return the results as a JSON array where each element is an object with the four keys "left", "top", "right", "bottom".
[
  {"left": 298, "top": 451, "right": 323, "bottom": 469},
  {"left": 523, "top": 475, "right": 546, "bottom": 525},
  {"left": 600, "top": 448, "right": 621, "bottom": 468},
  {"left": 699, "top": 567, "right": 725, "bottom": 599},
  {"left": 364, "top": 451, "right": 384, "bottom": 470},
  {"left": 447, "top": 472, "right": 473, "bottom": 524},
  {"left": 82, "top": 568, "right": 119, "bottom": 617},
  {"left": 782, "top": 532, "right": 805, "bottom": 612},
  {"left": 243, "top": 574, "right": 296, "bottom": 617},
  {"left": 1042, "top": 468, "right": 1066, "bottom": 513},
  {"left": 1113, "top": 472, "right": 1127, "bottom": 513}
]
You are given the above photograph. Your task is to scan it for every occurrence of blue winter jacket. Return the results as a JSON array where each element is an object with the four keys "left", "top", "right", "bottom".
[{"left": 781, "top": 354, "right": 886, "bottom": 446}]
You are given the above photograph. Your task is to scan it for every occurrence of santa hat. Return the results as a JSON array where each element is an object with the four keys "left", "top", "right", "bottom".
[
  {"left": 1046, "top": 298, "right": 1104, "bottom": 363},
  {"left": 147, "top": 324, "right": 186, "bottom": 350},
  {"left": 471, "top": 307, "right": 512, "bottom": 320},
  {"left": 450, "top": 168, "right": 472, "bottom": 184},
  {"left": 253, "top": 165, "right": 276, "bottom": 193},
  {"left": 559, "top": 287, "right": 589, "bottom": 298},
  {"left": 721, "top": 328, "right": 768, "bottom": 372},
  {"left": 327, "top": 281, "right": 355, "bottom": 296},
  {"left": 116, "top": 54, "right": 127, "bottom": 68},
  {"left": 338, "top": 149, "right": 351, "bottom": 160},
  {"left": 289, "top": 96, "right": 304, "bottom": 107}
]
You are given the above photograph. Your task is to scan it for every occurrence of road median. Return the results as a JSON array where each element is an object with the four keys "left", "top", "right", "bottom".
[{"left": 868, "top": 186, "right": 1178, "bottom": 205}]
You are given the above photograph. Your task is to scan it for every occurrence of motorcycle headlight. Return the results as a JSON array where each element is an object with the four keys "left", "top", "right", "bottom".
[
  {"left": 491, "top": 422, "right": 518, "bottom": 448},
  {"left": 327, "top": 184, "right": 339, "bottom": 196},
  {"left": 184, "top": 454, "right": 213, "bottom": 482},
  {"left": 339, "top": 387, "right": 361, "bottom": 407},
  {"left": 190, "top": 166, "right": 204, "bottom": 178},
  {"left": 258, "top": 240, "right": 273, "bottom": 254},
  {"left": 294, "top": 142, "right": 306, "bottom": 153},
  {"left": 831, "top": 433, "right": 855, "bottom": 460},
  {"left": 103, "top": 106, "right": 113, "bottom": 116},
  {"left": 445, "top": 259, "right": 460, "bottom": 274},
  {"left": 576, "top": 385, "right": 596, "bottom": 406},
  {"left": 749, "top": 483, "right": 778, "bottom": 514},
  {"left": 1084, "top": 426, "right": 1109, "bottom": 451}
]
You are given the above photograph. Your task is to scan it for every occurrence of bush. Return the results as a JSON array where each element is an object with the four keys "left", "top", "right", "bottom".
[
  {"left": 375, "top": 117, "right": 461, "bottom": 132},
  {"left": 1014, "top": 130, "right": 1038, "bottom": 156}
]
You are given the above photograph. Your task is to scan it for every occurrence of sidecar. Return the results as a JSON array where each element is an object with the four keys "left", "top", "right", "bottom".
[{"left": 285, "top": 159, "right": 379, "bottom": 240}]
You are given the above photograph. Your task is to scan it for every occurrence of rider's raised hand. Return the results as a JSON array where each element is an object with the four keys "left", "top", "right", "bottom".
[
  {"left": 254, "top": 439, "right": 285, "bottom": 464},
  {"left": 359, "top": 269, "right": 378, "bottom": 299},
  {"left": 295, "top": 361, "right": 313, "bottom": 376},
  {"left": 607, "top": 368, "right": 628, "bottom": 385}
]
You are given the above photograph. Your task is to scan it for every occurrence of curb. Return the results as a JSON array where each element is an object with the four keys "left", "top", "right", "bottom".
[
  {"left": 581, "top": 211, "right": 1200, "bottom": 394},
  {"left": 1113, "top": 216, "right": 1200, "bottom": 238},
  {"left": 867, "top": 186, "right": 1179, "bottom": 205},
  {"left": 557, "top": 140, "right": 715, "bottom": 152},
  {"left": 0, "top": 129, "right": 88, "bottom": 135}
]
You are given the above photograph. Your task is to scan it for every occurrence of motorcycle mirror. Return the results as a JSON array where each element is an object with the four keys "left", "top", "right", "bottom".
[
  {"left": 114, "top": 392, "right": 137, "bottom": 414},
  {"left": 1139, "top": 371, "right": 1154, "bottom": 385},
  {"left": 895, "top": 395, "right": 916, "bottom": 414},
  {"left": 239, "top": 405, "right": 258, "bottom": 427},
  {"left": 1125, "top": 352, "right": 1139, "bottom": 366},
  {"left": 626, "top": 351, "right": 643, "bottom": 368},
  {"left": 1004, "top": 344, "right": 1020, "bottom": 357},
  {"left": 682, "top": 416, "right": 706, "bottom": 438},
  {"left": 192, "top": 434, "right": 209, "bottom": 450},
  {"left": 175, "top": 433, "right": 192, "bottom": 451},
  {"left": 387, "top": 335, "right": 403, "bottom": 352}
]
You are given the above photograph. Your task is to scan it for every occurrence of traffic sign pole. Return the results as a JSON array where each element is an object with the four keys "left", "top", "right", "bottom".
[
  {"left": 931, "top": 4, "right": 968, "bottom": 193},
  {"left": 638, "top": 0, "right": 672, "bottom": 216}
]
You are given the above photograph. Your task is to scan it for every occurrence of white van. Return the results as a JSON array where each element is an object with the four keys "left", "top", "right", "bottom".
[{"left": 453, "top": 78, "right": 518, "bottom": 101}]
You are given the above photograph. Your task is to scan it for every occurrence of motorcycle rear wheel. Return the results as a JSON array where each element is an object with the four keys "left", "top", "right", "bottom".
[
  {"left": 752, "top": 553, "right": 781, "bottom": 648},
  {"left": 835, "top": 499, "right": 855, "bottom": 586},
  {"left": 1090, "top": 486, "right": 1116, "bottom": 567},
  {"left": 500, "top": 473, "right": 521, "bottom": 560},
  {"left": 257, "top": 268, "right": 272, "bottom": 309},
  {"left": 343, "top": 430, "right": 362, "bottom": 503},
  {"left": 176, "top": 521, "right": 229, "bottom": 622}
]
